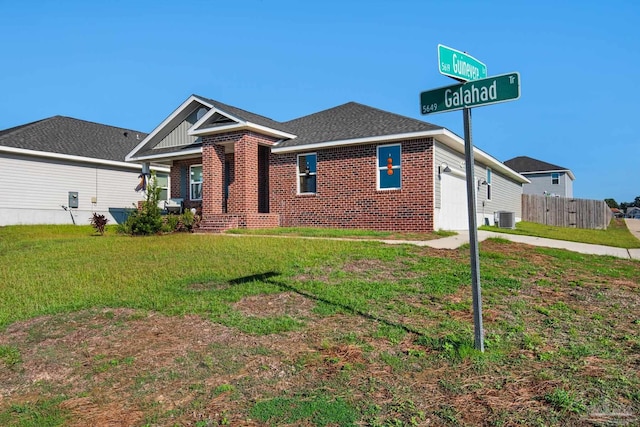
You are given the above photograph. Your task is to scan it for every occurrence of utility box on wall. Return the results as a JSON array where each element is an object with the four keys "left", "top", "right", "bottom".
[{"left": 68, "top": 192, "right": 79, "bottom": 208}]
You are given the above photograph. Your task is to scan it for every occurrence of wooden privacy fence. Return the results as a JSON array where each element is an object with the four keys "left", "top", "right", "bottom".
[{"left": 522, "top": 194, "right": 613, "bottom": 229}]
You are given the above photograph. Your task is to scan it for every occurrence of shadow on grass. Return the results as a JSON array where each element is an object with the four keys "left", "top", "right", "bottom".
[{"left": 229, "top": 272, "right": 425, "bottom": 337}]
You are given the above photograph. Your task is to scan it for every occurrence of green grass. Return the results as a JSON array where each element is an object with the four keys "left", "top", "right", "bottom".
[
  {"left": 1, "top": 224, "right": 639, "bottom": 426},
  {"left": 226, "top": 226, "right": 455, "bottom": 240},
  {"left": 480, "top": 218, "right": 640, "bottom": 248},
  {"left": 250, "top": 394, "right": 358, "bottom": 426},
  {"left": 0, "top": 396, "right": 70, "bottom": 427}
]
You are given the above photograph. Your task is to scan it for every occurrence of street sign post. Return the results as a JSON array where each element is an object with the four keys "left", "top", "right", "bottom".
[
  {"left": 438, "top": 44, "right": 487, "bottom": 82},
  {"left": 421, "top": 72, "right": 520, "bottom": 115},
  {"left": 422, "top": 45, "right": 521, "bottom": 352}
]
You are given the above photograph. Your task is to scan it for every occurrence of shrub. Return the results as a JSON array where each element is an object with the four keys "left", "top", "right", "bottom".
[
  {"left": 120, "top": 172, "right": 163, "bottom": 236},
  {"left": 90, "top": 213, "right": 109, "bottom": 235},
  {"left": 162, "top": 214, "right": 180, "bottom": 233}
]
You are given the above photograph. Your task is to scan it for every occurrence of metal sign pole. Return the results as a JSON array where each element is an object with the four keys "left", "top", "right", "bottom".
[{"left": 462, "top": 107, "right": 485, "bottom": 352}]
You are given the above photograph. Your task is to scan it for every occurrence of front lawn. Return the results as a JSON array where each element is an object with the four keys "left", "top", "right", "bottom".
[{"left": 0, "top": 225, "right": 638, "bottom": 426}]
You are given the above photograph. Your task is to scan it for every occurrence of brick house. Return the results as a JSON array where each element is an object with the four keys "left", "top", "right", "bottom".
[{"left": 126, "top": 95, "right": 528, "bottom": 232}]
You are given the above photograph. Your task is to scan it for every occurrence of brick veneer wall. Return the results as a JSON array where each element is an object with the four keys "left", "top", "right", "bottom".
[
  {"left": 170, "top": 158, "right": 203, "bottom": 211},
  {"left": 270, "top": 138, "right": 435, "bottom": 232},
  {"left": 200, "top": 131, "right": 278, "bottom": 219}
]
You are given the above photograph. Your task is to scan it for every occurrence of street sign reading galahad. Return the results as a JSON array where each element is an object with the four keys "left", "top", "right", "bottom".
[
  {"left": 438, "top": 44, "right": 487, "bottom": 82},
  {"left": 421, "top": 72, "right": 520, "bottom": 115}
]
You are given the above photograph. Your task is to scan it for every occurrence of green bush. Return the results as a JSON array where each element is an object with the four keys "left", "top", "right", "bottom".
[
  {"left": 119, "top": 172, "right": 163, "bottom": 236},
  {"left": 162, "top": 214, "right": 180, "bottom": 233}
]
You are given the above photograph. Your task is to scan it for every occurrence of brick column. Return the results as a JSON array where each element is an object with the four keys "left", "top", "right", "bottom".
[
  {"left": 229, "top": 133, "right": 258, "bottom": 214},
  {"left": 202, "top": 140, "right": 225, "bottom": 217}
]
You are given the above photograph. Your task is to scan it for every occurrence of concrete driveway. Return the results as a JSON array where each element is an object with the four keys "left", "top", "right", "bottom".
[{"left": 625, "top": 218, "right": 640, "bottom": 240}]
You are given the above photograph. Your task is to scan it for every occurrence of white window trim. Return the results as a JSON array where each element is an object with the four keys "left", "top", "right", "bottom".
[
  {"left": 190, "top": 164, "right": 203, "bottom": 201},
  {"left": 551, "top": 172, "right": 559, "bottom": 185},
  {"left": 297, "top": 153, "right": 317, "bottom": 195},
  {"left": 377, "top": 143, "right": 402, "bottom": 190},
  {"left": 152, "top": 173, "right": 170, "bottom": 202},
  {"left": 486, "top": 167, "right": 492, "bottom": 201}
]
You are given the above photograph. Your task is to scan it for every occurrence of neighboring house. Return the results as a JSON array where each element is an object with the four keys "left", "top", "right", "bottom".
[
  {"left": 126, "top": 95, "right": 529, "bottom": 232},
  {"left": 0, "top": 116, "right": 169, "bottom": 226},
  {"left": 626, "top": 207, "right": 640, "bottom": 219},
  {"left": 504, "top": 156, "right": 575, "bottom": 197}
]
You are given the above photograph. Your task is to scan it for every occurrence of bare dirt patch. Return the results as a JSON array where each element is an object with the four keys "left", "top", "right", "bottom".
[{"left": 233, "top": 292, "right": 315, "bottom": 318}]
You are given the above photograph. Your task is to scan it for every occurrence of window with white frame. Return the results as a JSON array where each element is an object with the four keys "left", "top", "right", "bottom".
[
  {"left": 190, "top": 165, "right": 203, "bottom": 200},
  {"left": 486, "top": 168, "right": 492, "bottom": 200},
  {"left": 551, "top": 172, "right": 559, "bottom": 185},
  {"left": 297, "top": 153, "right": 317, "bottom": 194},
  {"left": 377, "top": 144, "right": 401, "bottom": 190},
  {"left": 155, "top": 173, "right": 169, "bottom": 202}
]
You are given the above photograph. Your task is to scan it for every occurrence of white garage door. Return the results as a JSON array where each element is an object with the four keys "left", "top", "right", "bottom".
[{"left": 438, "top": 174, "right": 471, "bottom": 230}]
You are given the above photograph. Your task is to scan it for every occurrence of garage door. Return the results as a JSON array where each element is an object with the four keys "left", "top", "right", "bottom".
[{"left": 438, "top": 174, "right": 471, "bottom": 230}]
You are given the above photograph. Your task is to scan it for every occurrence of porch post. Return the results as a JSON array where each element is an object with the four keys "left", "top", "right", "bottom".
[
  {"left": 229, "top": 134, "right": 258, "bottom": 214},
  {"left": 201, "top": 140, "right": 225, "bottom": 218}
]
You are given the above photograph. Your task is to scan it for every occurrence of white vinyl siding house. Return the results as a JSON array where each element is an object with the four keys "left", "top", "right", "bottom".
[
  {"left": 0, "top": 115, "right": 169, "bottom": 226},
  {"left": 433, "top": 141, "right": 525, "bottom": 230},
  {"left": 523, "top": 172, "right": 573, "bottom": 197},
  {"left": 504, "top": 156, "right": 574, "bottom": 198},
  {"left": 0, "top": 150, "right": 168, "bottom": 226}
]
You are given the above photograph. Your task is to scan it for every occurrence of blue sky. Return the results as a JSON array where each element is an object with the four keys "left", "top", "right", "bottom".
[{"left": 1, "top": 0, "right": 638, "bottom": 203}]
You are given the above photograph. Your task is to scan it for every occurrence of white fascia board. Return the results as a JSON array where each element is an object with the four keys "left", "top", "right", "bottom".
[
  {"left": 434, "top": 130, "right": 530, "bottom": 184},
  {"left": 189, "top": 120, "right": 296, "bottom": 140},
  {"left": 0, "top": 145, "right": 168, "bottom": 172},
  {"left": 128, "top": 147, "right": 203, "bottom": 163},
  {"left": 522, "top": 169, "right": 576, "bottom": 181},
  {"left": 271, "top": 130, "right": 447, "bottom": 154},
  {"left": 125, "top": 95, "right": 212, "bottom": 162}
]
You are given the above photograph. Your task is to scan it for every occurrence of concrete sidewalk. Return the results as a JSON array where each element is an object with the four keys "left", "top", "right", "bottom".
[{"left": 382, "top": 227, "right": 640, "bottom": 260}]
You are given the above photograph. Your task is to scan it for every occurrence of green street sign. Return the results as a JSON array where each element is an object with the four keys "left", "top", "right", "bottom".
[
  {"left": 420, "top": 72, "right": 520, "bottom": 115},
  {"left": 438, "top": 44, "right": 487, "bottom": 81}
]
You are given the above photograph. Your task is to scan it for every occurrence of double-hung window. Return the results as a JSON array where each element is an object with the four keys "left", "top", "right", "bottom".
[
  {"left": 155, "top": 173, "right": 169, "bottom": 202},
  {"left": 377, "top": 144, "right": 401, "bottom": 190},
  {"left": 297, "top": 153, "right": 317, "bottom": 194},
  {"left": 190, "top": 165, "right": 203, "bottom": 200},
  {"left": 551, "top": 173, "right": 559, "bottom": 185},
  {"left": 486, "top": 168, "right": 492, "bottom": 200}
]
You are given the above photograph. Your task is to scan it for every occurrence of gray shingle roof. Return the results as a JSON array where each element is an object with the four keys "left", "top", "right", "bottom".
[
  {"left": 0, "top": 116, "right": 147, "bottom": 162},
  {"left": 278, "top": 102, "right": 443, "bottom": 147},
  {"left": 193, "top": 95, "right": 294, "bottom": 135},
  {"left": 504, "top": 156, "right": 569, "bottom": 173}
]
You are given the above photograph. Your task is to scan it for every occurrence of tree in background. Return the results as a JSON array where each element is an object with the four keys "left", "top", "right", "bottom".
[{"left": 605, "top": 198, "right": 619, "bottom": 209}]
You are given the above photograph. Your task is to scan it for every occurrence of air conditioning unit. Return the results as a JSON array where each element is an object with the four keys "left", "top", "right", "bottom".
[{"left": 496, "top": 211, "right": 515, "bottom": 229}]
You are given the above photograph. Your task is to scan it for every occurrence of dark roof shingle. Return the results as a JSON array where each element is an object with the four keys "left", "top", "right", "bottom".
[
  {"left": 504, "top": 156, "right": 569, "bottom": 173},
  {"left": 193, "top": 95, "right": 294, "bottom": 135},
  {"left": 278, "top": 102, "right": 443, "bottom": 147},
  {"left": 0, "top": 116, "right": 147, "bottom": 162}
]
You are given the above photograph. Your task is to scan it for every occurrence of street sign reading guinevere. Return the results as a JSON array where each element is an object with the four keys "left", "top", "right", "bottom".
[
  {"left": 421, "top": 72, "right": 520, "bottom": 115},
  {"left": 438, "top": 44, "right": 487, "bottom": 82}
]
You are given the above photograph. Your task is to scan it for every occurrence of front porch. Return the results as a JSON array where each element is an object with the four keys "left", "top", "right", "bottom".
[{"left": 177, "top": 131, "right": 281, "bottom": 233}]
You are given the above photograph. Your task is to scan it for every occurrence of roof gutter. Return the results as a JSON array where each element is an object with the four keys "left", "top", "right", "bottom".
[
  {"left": 521, "top": 169, "right": 576, "bottom": 181},
  {"left": 1, "top": 146, "right": 170, "bottom": 172},
  {"left": 272, "top": 128, "right": 529, "bottom": 184}
]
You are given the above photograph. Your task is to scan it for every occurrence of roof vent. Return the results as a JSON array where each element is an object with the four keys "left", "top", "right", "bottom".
[
  {"left": 196, "top": 107, "right": 208, "bottom": 121},
  {"left": 123, "top": 131, "right": 128, "bottom": 137}
]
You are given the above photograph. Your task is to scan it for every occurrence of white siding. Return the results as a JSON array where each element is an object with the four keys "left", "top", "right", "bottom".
[
  {"left": 433, "top": 141, "right": 523, "bottom": 230},
  {"left": 523, "top": 172, "right": 573, "bottom": 197},
  {"left": 0, "top": 153, "right": 146, "bottom": 225}
]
